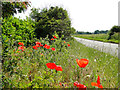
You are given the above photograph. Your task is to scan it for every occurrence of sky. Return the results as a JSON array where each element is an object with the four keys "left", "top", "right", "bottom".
[{"left": 14, "top": 0, "right": 119, "bottom": 32}]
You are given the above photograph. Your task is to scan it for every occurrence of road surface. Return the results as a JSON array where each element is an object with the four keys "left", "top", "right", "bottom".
[{"left": 74, "top": 37, "right": 119, "bottom": 57}]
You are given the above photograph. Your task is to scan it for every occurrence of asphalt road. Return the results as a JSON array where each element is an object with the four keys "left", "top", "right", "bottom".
[{"left": 74, "top": 37, "right": 119, "bottom": 57}]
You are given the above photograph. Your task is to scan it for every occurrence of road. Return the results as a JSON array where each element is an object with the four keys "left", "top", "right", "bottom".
[{"left": 74, "top": 37, "right": 119, "bottom": 57}]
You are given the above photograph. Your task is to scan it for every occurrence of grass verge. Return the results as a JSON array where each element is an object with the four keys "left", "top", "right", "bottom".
[
  {"left": 2, "top": 37, "right": 118, "bottom": 88},
  {"left": 73, "top": 34, "right": 119, "bottom": 44}
]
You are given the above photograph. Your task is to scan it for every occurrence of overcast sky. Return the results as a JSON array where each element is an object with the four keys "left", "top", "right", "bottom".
[{"left": 14, "top": 0, "right": 119, "bottom": 32}]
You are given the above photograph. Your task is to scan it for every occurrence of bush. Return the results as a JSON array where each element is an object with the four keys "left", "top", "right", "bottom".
[{"left": 2, "top": 16, "right": 36, "bottom": 59}]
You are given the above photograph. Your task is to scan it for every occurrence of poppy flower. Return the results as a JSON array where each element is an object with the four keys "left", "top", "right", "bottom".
[
  {"left": 18, "top": 46, "right": 25, "bottom": 51},
  {"left": 64, "top": 41, "right": 66, "bottom": 43},
  {"left": 91, "top": 75, "right": 103, "bottom": 89},
  {"left": 51, "top": 38, "right": 54, "bottom": 40},
  {"left": 33, "top": 46, "right": 38, "bottom": 50},
  {"left": 35, "top": 41, "right": 41, "bottom": 45},
  {"left": 76, "top": 59, "right": 89, "bottom": 68},
  {"left": 44, "top": 44, "right": 50, "bottom": 49},
  {"left": 51, "top": 48, "right": 55, "bottom": 51},
  {"left": 40, "top": 44, "right": 43, "bottom": 47},
  {"left": 74, "top": 81, "right": 86, "bottom": 88},
  {"left": 44, "top": 44, "right": 47, "bottom": 48},
  {"left": 46, "top": 45, "right": 50, "bottom": 49},
  {"left": 18, "top": 42, "right": 24, "bottom": 46},
  {"left": 46, "top": 63, "right": 57, "bottom": 69},
  {"left": 55, "top": 65, "right": 63, "bottom": 71},
  {"left": 53, "top": 35, "right": 57, "bottom": 39},
  {"left": 67, "top": 44, "right": 70, "bottom": 47},
  {"left": 35, "top": 44, "right": 40, "bottom": 47}
]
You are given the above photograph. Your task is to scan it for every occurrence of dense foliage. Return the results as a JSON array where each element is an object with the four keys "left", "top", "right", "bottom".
[
  {"left": 107, "top": 25, "right": 120, "bottom": 40},
  {"left": 30, "top": 6, "right": 75, "bottom": 39},
  {"left": 2, "top": 16, "right": 36, "bottom": 60},
  {"left": 2, "top": 1, "right": 31, "bottom": 18}
]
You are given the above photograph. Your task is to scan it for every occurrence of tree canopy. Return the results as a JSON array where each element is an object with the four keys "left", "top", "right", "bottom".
[
  {"left": 2, "top": 1, "right": 31, "bottom": 18},
  {"left": 30, "top": 6, "right": 75, "bottom": 39},
  {"left": 107, "top": 25, "right": 120, "bottom": 40}
]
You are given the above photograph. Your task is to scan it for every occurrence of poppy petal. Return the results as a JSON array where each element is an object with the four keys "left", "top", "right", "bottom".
[
  {"left": 55, "top": 65, "right": 63, "bottom": 71},
  {"left": 46, "top": 63, "right": 56, "bottom": 69}
]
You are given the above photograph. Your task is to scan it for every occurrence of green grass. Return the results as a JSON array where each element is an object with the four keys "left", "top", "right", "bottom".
[
  {"left": 2, "top": 36, "right": 118, "bottom": 88},
  {"left": 73, "top": 33, "right": 119, "bottom": 44}
]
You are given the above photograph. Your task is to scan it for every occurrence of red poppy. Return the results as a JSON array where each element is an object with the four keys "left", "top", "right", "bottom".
[
  {"left": 18, "top": 42, "right": 24, "bottom": 46},
  {"left": 53, "top": 35, "right": 57, "bottom": 39},
  {"left": 51, "top": 48, "right": 55, "bottom": 51},
  {"left": 76, "top": 59, "right": 89, "bottom": 68},
  {"left": 35, "top": 41, "right": 41, "bottom": 45},
  {"left": 46, "top": 63, "right": 57, "bottom": 69},
  {"left": 40, "top": 44, "right": 43, "bottom": 47},
  {"left": 51, "top": 38, "right": 54, "bottom": 40},
  {"left": 33, "top": 46, "right": 38, "bottom": 50},
  {"left": 18, "top": 46, "right": 25, "bottom": 51},
  {"left": 35, "top": 44, "right": 40, "bottom": 47},
  {"left": 64, "top": 41, "right": 66, "bottom": 43},
  {"left": 44, "top": 44, "right": 47, "bottom": 48},
  {"left": 46, "top": 45, "right": 50, "bottom": 49},
  {"left": 44, "top": 44, "right": 50, "bottom": 49},
  {"left": 74, "top": 81, "right": 78, "bottom": 86},
  {"left": 74, "top": 81, "right": 86, "bottom": 88},
  {"left": 91, "top": 75, "right": 103, "bottom": 89},
  {"left": 67, "top": 44, "right": 70, "bottom": 47},
  {"left": 55, "top": 65, "right": 63, "bottom": 71}
]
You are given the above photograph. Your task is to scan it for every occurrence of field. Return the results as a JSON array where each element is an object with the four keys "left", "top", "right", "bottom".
[
  {"left": 73, "top": 33, "right": 119, "bottom": 44},
  {"left": 2, "top": 35, "right": 118, "bottom": 88}
]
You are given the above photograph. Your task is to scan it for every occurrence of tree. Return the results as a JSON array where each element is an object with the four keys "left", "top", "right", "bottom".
[
  {"left": 30, "top": 6, "right": 75, "bottom": 39},
  {"left": 94, "top": 30, "right": 100, "bottom": 34},
  {"left": 2, "top": 1, "right": 31, "bottom": 18},
  {"left": 107, "top": 25, "right": 120, "bottom": 40}
]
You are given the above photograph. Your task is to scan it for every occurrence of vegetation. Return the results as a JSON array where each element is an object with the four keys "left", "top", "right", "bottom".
[
  {"left": 73, "top": 33, "right": 119, "bottom": 44},
  {"left": 2, "top": 34, "right": 118, "bottom": 88},
  {"left": 107, "top": 25, "right": 120, "bottom": 40},
  {"left": 30, "top": 6, "right": 75, "bottom": 39},
  {"left": 76, "top": 30, "right": 108, "bottom": 34},
  {"left": 2, "top": 1, "right": 31, "bottom": 18},
  {"left": 1, "top": 2, "right": 119, "bottom": 89}
]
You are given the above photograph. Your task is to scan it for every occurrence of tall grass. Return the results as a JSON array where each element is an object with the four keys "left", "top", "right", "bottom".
[{"left": 2, "top": 35, "right": 118, "bottom": 88}]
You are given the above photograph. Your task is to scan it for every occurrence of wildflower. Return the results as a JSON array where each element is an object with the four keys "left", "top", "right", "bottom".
[
  {"left": 33, "top": 46, "right": 38, "bottom": 50},
  {"left": 91, "top": 75, "right": 103, "bottom": 88},
  {"left": 74, "top": 81, "right": 86, "bottom": 88},
  {"left": 18, "top": 46, "right": 25, "bottom": 51},
  {"left": 35, "top": 44, "right": 40, "bottom": 47},
  {"left": 46, "top": 63, "right": 57, "bottom": 69},
  {"left": 40, "top": 44, "right": 43, "bottom": 47},
  {"left": 51, "top": 48, "right": 55, "bottom": 51},
  {"left": 44, "top": 44, "right": 50, "bottom": 49},
  {"left": 46, "top": 45, "right": 50, "bottom": 49},
  {"left": 51, "top": 38, "right": 54, "bottom": 40},
  {"left": 76, "top": 59, "right": 89, "bottom": 68},
  {"left": 18, "top": 42, "right": 24, "bottom": 46},
  {"left": 53, "top": 35, "right": 57, "bottom": 39},
  {"left": 64, "top": 41, "right": 66, "bottom": 43},
  {"left": 55, "top": 65, "right": 63, "bottom": 71},
  {"left": 35, "top": 41, "right": 41, "bottom": 45},
  {"left": 67, "top": 44, "right": 70, "bottom": 47}
]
